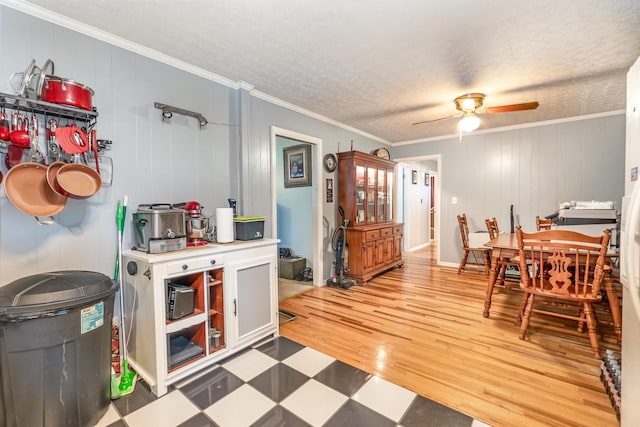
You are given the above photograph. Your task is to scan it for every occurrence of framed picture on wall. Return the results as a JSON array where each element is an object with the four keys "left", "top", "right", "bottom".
[
  {"left": 412, "top": 170, "right": 418, "bottom": 184},
  {"left": 284, "top": 144, "right": 312, "bottom": 188}
]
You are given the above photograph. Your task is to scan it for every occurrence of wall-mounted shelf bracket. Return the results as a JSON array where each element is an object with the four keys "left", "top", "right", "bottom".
[{"left": 154, "top": 102, "right": 208, "bottom": 127}]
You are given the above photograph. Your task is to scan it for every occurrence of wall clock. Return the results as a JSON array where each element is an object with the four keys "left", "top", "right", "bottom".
[
  {"left": 371, "top": 147, "right": 390, "bottom": 160},
  {"left": 324, "top": 153, "right": 337, "bottom": 172}
]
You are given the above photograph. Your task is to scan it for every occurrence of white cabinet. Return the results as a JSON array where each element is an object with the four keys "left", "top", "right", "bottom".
[
  {"left": 122, "top": 239, "right": 278, "bottom": 396},
  {"left": 226, "top": 251, "right": 278, "bottom": 348}
]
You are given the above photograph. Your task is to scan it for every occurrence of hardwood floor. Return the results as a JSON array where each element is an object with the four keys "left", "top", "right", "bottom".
[{"left": 279, "top": 244, "right": 620, "bottom": 427}]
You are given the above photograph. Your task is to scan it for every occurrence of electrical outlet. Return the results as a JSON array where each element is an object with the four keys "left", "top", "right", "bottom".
[{"left": 451, "top": 196, "right": 458, "bottom": 204}]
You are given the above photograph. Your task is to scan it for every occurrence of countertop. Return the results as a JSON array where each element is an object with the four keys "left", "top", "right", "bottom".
[{"left": 122, "top": 238, "right": 279, "bottom": 263}]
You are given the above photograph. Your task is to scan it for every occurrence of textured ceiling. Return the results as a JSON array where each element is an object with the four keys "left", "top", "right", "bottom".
[{"left": 15, "top": 0, "right": 640, "bottom": 143}]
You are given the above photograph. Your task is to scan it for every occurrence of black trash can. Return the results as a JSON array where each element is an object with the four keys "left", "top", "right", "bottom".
[{"left": 0, "top": 271, "right": 118, "bottom": 427}]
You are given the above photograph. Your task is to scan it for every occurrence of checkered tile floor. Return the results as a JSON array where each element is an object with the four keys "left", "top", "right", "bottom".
[{"left": 96, "top": 337, "right": 490, "bottom": 427}]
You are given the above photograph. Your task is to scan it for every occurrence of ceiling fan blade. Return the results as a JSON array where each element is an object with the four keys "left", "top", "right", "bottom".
[
  {"left": 483, "top": 102, "right": 539, "bottom": 114},
  {"left": 412, "top": 113, "right": 462, "bottom": 126}
]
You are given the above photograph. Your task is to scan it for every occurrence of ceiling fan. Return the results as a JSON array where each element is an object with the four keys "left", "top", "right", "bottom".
[{"left": 412, "top": 93, "right": 539, "bottom": 132}]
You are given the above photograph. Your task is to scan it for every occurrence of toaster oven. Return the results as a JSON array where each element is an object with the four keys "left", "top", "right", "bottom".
[{"left": 133, "top": 204, "right": 187, "bottom": 253}]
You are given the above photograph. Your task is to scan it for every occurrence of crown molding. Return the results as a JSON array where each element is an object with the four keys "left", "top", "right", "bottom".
[
  {"left": 0, "top": 0, "right": 236, "bottom": 89},
  {"left": 249, "top": 88, "right": 390, "bottom": 144}
]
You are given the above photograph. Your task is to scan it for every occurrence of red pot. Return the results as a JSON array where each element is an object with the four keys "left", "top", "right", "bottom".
[{"left": 39, "top": 76, "right": 94, "bottom": 111}]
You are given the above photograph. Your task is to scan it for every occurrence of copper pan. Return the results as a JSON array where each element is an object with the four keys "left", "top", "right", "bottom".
[
  {"left": 4, "top": 162, "right": 66, "bottom": 224},
  {"left": 55, "top": 163, "right": 102, "bottom": 199},
  {"left": 46, "top": 161, "right": 67, "bottom": 195}
]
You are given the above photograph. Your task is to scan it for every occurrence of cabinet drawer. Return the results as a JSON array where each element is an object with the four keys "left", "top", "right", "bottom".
[
  {"left": 167, "top": 255, "right": 224, "bottom": 275},
  {"left": 393, "top": 225, "right": 404, "bottom": 235},
  {"left": 380, "top": 227, "right": 393, "bottom": 237},
  {"left": 365, "top": 230, "right": 380, "bottom": 240}
]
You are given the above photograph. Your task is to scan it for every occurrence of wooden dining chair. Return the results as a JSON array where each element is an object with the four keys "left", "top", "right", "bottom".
[
  {"left": 535, "top": 215, "right": 553, "bottom": 231},
  {"left": 515, "top": 226, "right": 611, "bottom": 358},
  {"left": 485, "top": 217, "right": 519, "bottom": 285},
  {"left": 457, "top": 214, "right": 490, "bottom": 276}
]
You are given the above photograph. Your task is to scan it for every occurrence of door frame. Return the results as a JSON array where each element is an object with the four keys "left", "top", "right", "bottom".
[{"left": 270, "top": 126, "right": 323, "bottom": 287}]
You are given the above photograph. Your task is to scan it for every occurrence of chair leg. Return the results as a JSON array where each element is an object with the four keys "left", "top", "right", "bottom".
[
  {"left": 484, "top": 251, "right": 490, "bottom": 278},
  {"left": 519, "top": 294, "right": 534, "bottom": 340},
  {"left": 577, "top": 310, "right": 586, "bottom": 333},
  {"left": 583, "top": 302, "right": 602, "bottom": 358},
  {"left": 517, "top": 292, "right": 528, "bottom": 322},
  {"left": 458, "top": 250, "right": 469, "bottom": 274},
  {"left": 498, "top": 262, "right": 507, "bottom": 286}
]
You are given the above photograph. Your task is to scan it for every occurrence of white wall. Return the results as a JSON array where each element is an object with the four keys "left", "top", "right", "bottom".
[{"left": 392, "top": 114, "right": 625, "bottom": 265}]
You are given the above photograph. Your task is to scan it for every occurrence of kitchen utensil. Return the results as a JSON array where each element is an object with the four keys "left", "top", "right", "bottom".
[
  {"left": 9, "top": 130, "right": 29, "bottom": 147},
  {"left": 54, "top": 163, "right": 102, "bottom": 199},
  {"left": 39, "top": 75, "right": 94, "bottom": 111},
  {"left": 5, "top": 144, "right": 25, "bottom": 168},
  {"left": 46, "top": 161, "right": 67, "bottom": 196},
  {"left": 56, "top": 125, "right": 89, "bottom": 155},
  {"left": 29, "top": 114, "right": 45, "bottom": 163},
  {"left": 32, "top": 58, "right": 54, "bottom": 99},
  {"left": 0, "top": 111, "right": 9, "bottom": 141},
  {"left": 9, "top": 115, "right": 30, "bottom": 147},
  {"left": 87, "top": 154, "right": 113, "bottom": 186},
  {"left": 90, "top": 129, "right": 100, "bottom": 174},
  {"left": 9, "top": 59, "right": 36, "bottom": 97},
  {"left": 46, "top": 118, "right": 60, "bottom": 160},
  {"left": 3, "top": 162, "right": 66, "bottom": 223}
]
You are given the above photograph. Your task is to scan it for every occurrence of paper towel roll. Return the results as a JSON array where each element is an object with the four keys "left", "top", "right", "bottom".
[{"left": 216, "top": 208, "right": 234, "bottom": 243}]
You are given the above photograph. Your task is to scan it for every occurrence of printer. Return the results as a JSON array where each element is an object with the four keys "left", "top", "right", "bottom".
[{"left": 552, "top": 200, "right": 618, "bottom": 247}]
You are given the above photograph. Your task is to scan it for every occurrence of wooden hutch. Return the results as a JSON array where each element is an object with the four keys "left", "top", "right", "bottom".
[{"left": 337, "top": 150, "right": 404, "bottom": 284}]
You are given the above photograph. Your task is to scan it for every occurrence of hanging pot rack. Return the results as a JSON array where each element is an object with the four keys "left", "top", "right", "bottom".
[{"left": 0, "top": 92, "right": 98, "bottom": 126}]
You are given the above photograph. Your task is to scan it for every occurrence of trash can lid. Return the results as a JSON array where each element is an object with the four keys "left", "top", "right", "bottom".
[{"left": 0, "top": 271, "right": 118, "bottom": 320}]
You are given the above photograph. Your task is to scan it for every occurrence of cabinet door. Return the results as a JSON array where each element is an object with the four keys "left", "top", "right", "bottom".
[
  {"left": 393, "top": 235, "right": 402, "bottom": 261},
  {"left": 377, "top": 168, "right": 386, "bottom": 222},
  {"left": 366, "top": 167, "right": 377, "bottom": 223},
  {"left": 355, "top": 165, "right": 366, "bottom": 224},
  {"left": 375, "top": 238, "right": 393, "bottom": 265},
  {"left": 362, "top": 241, "right": 376, "bottom": 271},
  {"left": 227, "top": 255, "right": 277, "bottom": 346},
  {"left": 386, "top": 170, "right": 394, "bottom": 222}
]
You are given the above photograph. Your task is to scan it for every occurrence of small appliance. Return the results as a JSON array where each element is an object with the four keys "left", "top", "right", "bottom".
[
  {"left": 173, "top": 201, "right": 211, "bottom": 246},
  {"left": 166, "top": 283, "right": 195, "bottom": 320},
  {"left": 133, "top": 204, "right": 186, "bottom": 253}
]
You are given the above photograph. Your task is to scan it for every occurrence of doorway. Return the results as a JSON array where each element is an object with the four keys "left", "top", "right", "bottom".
[
  {"left": 270, "top": 127, "right": 323, "bottom": 288},
  {"left": 395, "top": 155, "right": 441, "bottom": 264}
]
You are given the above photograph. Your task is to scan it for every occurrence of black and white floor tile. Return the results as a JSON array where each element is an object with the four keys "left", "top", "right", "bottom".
[{"left": 96, "top": 336, "right": 490, "bottom": 427}]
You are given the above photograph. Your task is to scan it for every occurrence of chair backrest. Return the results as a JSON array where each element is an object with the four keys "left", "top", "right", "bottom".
[
  {"left": 485, "top": 217, "right": 500, "bottom": 240},
  {"left": 457, "top": 214, "right": 470, "bottom": 249},
  {"left": 515, "top": 226, "right": 610, "bottom": 299},
  {"left": 536, "top": 215, "right": 553, "bottom": 231}
]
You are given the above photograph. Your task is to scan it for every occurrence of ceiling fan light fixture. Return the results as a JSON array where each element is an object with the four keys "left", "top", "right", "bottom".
[
  {"left": 458, "top": 114, "right": 480, "bottom": 132},
  {"left": 461, "top": 98, "right": 476, "bottom": 111},
  {"left": 454, "top": 93, "right": 485, "bottom": 112}
]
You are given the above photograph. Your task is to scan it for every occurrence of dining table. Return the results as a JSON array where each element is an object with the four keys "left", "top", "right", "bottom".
[{"left": 482, "top": 233, "right": 622, "bottom": 343}]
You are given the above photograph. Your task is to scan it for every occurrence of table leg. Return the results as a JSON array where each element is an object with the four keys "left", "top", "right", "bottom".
[
  {"left": 604, "top": 274, "right": 622, "bottom": 344},
  {"left": 483, "top": 250, "right": 500, "bottom": 318}
]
